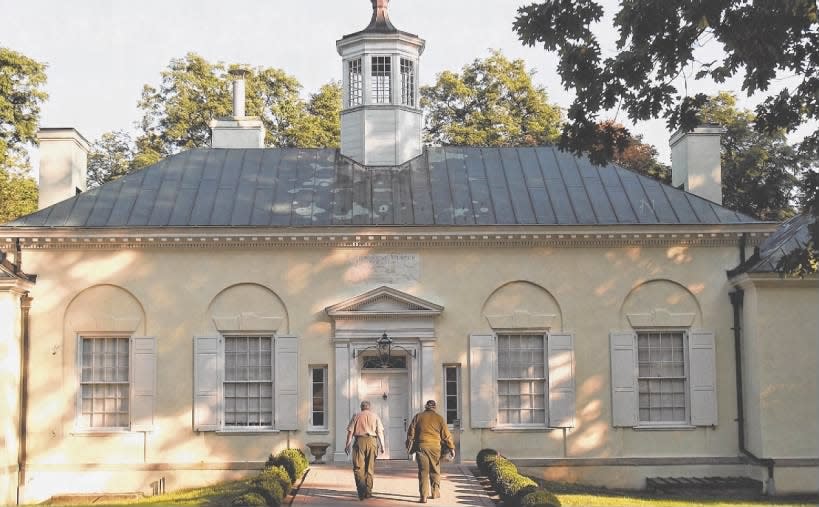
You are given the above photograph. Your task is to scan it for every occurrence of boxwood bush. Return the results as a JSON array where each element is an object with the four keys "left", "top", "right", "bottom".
[
  {"left": 521, "top": 489, "right": 561, "bottom": 507},
  {"left": 250, "top": 475, "right": 284, "bottom": 507},
  {"left": 478, "top": 448, "right": 561, "bottom": 507},
  {"left": 267, "top": 448, "right": 310, "bottom": 484},
  {"left": 258, "top": 465, "right": 292, "bottom": 497},
  {"left": 232, "top": 492, "right": 268, "bottom": 506}
]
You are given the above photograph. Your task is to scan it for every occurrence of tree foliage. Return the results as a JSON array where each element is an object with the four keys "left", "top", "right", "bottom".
[
  {"left": 87, "top": 130, "right": 137, "bottom": 188},
  {"left": 0, "top": 168, "right": 37, "bottom": 223},
  {"left": 0, "top": 47, "right": 48, "bottom": 172},
  {"left": 421, "top": 50, "right": 562, "bottom": 146},
  {"left": 514, "top": 0, "right": 818, "bottom": 162},
  {"left": 598, "top": 120, "right": 670, "bottom": 183},
  {"left": 515, "top": 0, "right": 818, "bottom": 274},
  {"left": 135, "top": 53, "right": 340, "bottom": 165},
  {"left": 699, "top": 92, "right": 804, "bottom": 221}
]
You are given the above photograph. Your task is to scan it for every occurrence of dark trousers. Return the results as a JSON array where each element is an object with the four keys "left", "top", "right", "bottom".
[
  {"left": 352, "top": 435, "right": 377, "bottom": 497},
  {"left": 415, "top": 444, "right": 442, "bottom": 499}
]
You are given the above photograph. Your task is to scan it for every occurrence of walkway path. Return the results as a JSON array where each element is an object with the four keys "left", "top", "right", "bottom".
[{"left": 292, "top": 461, "right": 497, "bottom": 506}]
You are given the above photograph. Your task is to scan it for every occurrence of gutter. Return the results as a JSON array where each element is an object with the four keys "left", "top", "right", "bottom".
[
  {"left": 16, "top": 292, "right": 32, "bottom": 505},
  {"left": 729, "top": 289, "right": 776, "bottom": 493}
]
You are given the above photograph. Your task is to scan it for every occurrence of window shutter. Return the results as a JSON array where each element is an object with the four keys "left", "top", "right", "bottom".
[
  {"left": 193, "top": 336, "right": 221, "bottom": 431},
  {"left": 610, "top": 331, "right": 638, "bottom": 427},
  {"left": 548, "top": 333, "right": 575, "bottom": 428},
  {"left": 688, "top": 330, "right": 717, "bottom": 426},
  {"left": 130, "top": 337, "right": 156, "bottom": 431},
  {"left": 469, "top": 334, "right": 496, "bottom": 428},
  {"left": 275, "top": 336, "right": 299, "bottom": 430}
]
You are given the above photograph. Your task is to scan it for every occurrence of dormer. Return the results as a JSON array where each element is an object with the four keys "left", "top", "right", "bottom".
[{"left": 336, "top": 0, "right": 425, "bottom": 166}]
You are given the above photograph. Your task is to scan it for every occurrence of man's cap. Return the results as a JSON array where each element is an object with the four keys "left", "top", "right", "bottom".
[{"left": 425, "top": 400, "right": 436, "bottom": 409}]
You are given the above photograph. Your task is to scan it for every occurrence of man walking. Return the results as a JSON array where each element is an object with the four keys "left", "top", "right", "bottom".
[
  {"left": 406, "top": 400, "right": 455, "bottom": 503},
  {"left": 345, "top": 400, "right": 385, "bottom": 500}
]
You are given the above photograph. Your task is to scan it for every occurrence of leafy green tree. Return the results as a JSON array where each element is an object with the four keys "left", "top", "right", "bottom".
[
  {"left": 0, "top": 47, "right": 48, "bottom": 172},
  {"left": 288, "top": 82, "right": 342, "bottom": 148},
  {"left": 514, "top": 0, "right": 818, "bottom": 162},
  {"left": 421, "top": 50, "right": 562, "bottom": 146},
  {"left": 135, "top": 53, "right": 341, "bottom": 164},
  {"left": 87, "top": 130, "right": 137, "bottom": 187},
  {"left": 598, "top": 121, "right": 670, "bottom": 183},
  {"left": 699, "top": 92, "right": 802, "bottom": 221},
  {"left": 514, "top": 1, "right": 817, "bottom": 273},
  {"left": 0, "top": 168, "right": 37, "bottom": 223}
]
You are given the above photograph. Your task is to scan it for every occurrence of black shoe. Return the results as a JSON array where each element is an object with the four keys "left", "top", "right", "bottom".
[{"left": 419, "top": 498, "right": 427, "bottom": 504}]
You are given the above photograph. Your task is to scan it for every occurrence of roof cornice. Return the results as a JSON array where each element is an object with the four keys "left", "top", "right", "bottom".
[{"left": 1, "top": 223, "right": 777, "bottom": 250}]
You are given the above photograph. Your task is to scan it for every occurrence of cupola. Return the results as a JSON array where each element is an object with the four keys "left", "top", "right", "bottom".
[{"left": 337, "top": 0, "right": 425, "bottom": 166}]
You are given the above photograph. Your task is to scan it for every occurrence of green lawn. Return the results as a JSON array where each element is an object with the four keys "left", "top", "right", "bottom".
[{"left": 44, "top": 479, "right": 251, "bottom": 507}]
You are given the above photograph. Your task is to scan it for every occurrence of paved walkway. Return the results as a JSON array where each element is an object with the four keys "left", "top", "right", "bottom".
[{"left": 292, "top": 461, "right": 497, "bottom": 506}]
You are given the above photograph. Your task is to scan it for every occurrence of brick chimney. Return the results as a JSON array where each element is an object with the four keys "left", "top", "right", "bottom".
[
  {"left": 37, "top": 128, "right": 90, "bottom": 210},
  {"left": 209, "top": 68, "right": 265, "bottom": 149},
  {"left": 670, "top": 125, "right": 726, "bottom": 205}
]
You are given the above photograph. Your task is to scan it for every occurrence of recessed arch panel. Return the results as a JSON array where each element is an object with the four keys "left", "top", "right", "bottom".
[
  {"left": 207, "top": 283, "right": 289, "bottom": 333},
  {"left": 481, "top": 281, "right": 562, "bottom": 331},
  {"left": 620, "top": 279, "right": 702, "bottom": 328}
]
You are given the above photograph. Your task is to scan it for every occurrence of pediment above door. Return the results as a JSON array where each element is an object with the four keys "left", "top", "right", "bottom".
[{"left": 325, "top": 286, "right": 443, "bottom": 340}]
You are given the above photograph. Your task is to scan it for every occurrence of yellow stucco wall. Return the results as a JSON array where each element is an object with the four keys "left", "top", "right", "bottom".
[
  {"left": 742, "top": 281, "right": 819, "bottom": 459},
  {"left": 9, "top": 241, "right": 816, "bottom": 499}
]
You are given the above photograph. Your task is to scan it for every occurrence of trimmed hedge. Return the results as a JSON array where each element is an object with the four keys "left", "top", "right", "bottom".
[
  {"left": 232, "top": 492, "right": 267, "bottom": 506},
  {"left": 251, "top": 474, "right": 284, "bottom": 507},
  {"left": 476, "top": 448, "right": 499, "bottom": 474},
  {"left": 257, "top": 465, "right": 292, "bottom": 497},
  {"left": 521, "top": 489, "right": 561, "bottom": 507},
  {"left": 477, "top": 448, "right": 561, "bottom": 507},
  {"left": 267, "top": 448, "right": 310, "bottom": 484}
]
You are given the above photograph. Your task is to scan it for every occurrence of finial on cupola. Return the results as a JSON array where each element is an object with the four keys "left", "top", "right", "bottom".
[{"left": 366, "top": 0, "right": 397, "bottom": 32}]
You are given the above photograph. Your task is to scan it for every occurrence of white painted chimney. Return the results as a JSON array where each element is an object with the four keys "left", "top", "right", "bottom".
[
  {"left": 670, "top": 125, "right": 727, "bottom": 205},
  {"left": 37, "top": 128, "right": 90, "bottom": 210},
  {"left": 209, "top": 68, "right": 265, "bottom": 149},
  {"left": 337, "top": 0, "right": 425, "bottom": 166}
]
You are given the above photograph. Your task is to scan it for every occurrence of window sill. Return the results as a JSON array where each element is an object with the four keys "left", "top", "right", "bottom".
[
  {"left": 633, "top": 425, "right": 697, "bottom": 431},
  {"left": 216, "top": 429, "right": 281, "bottom": 435},
  {"left": 307, "top": 429, "right": 330, "bottom": 435},
  {"left": 490, "top": 426, "right": 554, "bottom": 433}
]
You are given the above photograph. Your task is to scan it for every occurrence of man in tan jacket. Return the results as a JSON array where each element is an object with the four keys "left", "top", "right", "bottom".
[
  {"left": 405, "top": 400, "right": 455, "bottom": 503},
  {"left": 345, "top": 400, "right": 385, "bottom": 500}
]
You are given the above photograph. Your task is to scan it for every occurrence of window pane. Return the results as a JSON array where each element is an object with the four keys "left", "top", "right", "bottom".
[
  {"left": 349, "top": 58, "right": 363, "bottom": 107},
  {"left": 637, "top": 331, "right": 687, "bottom": 423},
  {"left": 310, "top": 366, "right": 327, "bottom": 428},
  {"left": 372, "top": 56, "right": 391, "bottom": 104},
  {"left": 80, "top": 337, "right": 130, "bottom": 429},
  {"left": 400, "top": 58, "right": 415, "bottom": 106}
]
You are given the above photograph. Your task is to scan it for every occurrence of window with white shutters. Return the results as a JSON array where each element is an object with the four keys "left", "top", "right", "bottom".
[
  {"left": 224, "top": 336, "right": 273, "bottom": 427},
  {"left": 78, "top": 335, "right": 156, "bottom": 432},
  {"left": 497, "top": 334, "right": 546, "bottom": 426},
  {"left": 80, "top": 336, "right": 130, "bottom": 429}
]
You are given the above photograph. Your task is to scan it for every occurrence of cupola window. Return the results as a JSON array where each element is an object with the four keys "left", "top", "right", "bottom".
[
  {"left": 348, "top": 58, "right": 363, "bottom": 107},
  {"left": 371, "top": 56, "right": 392, "bottom": 104},
  {"left": 400, "top": 58, "right": 415, "bottom": 106}
]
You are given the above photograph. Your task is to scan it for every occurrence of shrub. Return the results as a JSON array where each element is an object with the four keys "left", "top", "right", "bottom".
[
  {"left": 252, "top": 474, "right": 285, "bottom": 507},
  {"left": 476, "top": 448, "right": 499, "bottom": 474},
  {"left": 258, "top": 465, "right": 292, "bottom": 496},
  {"left": 232, "top": 492, "right": 267, "bottom": 506},
  {"left": 500, "top": 475, "right": 538, "bottom": 505},
  {"left": 521, "top": 489, "right": 561, "bottom": 507},
  {"left": 488, "top": 456, "right": 517, "bottom": 485},
  {"left": 272, "top": 448, "right": 310, "bottom": 483}
]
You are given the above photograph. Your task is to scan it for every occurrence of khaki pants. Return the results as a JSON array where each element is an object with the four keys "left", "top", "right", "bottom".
[
  {"left": 415, "top": 444, "right": 442, "bottom": 499},
  {"left": 352, "top": 435, "right": 378, "bottom": 497}
]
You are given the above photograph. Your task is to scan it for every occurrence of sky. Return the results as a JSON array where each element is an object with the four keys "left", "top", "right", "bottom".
[{"left": 2, "top": 0, "right": 811, "bottom": 170}]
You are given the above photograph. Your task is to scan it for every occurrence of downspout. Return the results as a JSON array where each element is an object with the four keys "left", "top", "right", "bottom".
[
  {"left": 16, "top": 292, "right": 32, "bottom": 505},
  {"left": 729, "top": 289, "right": 775, "bottom": 493}
]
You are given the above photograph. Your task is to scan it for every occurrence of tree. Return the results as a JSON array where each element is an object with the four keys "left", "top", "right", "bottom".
[
  {"left": 421, "top": 50, "right": 562, "bottom": 146},
  {"left": 135, "top": 53, "right": 341, "bottom": 165},
  {"left": 514, "top": 1, "right": 818, "bottom": 273},
  {"left": 699, "top": 92, "right": 803, "bottom": 221},
  {"left": 0, "top": 47, "right": 48, "bottom": 172},
  {"left": 598, "top": 121, "right": 670, "bottom": 183},
  {"left": 287, "top": 82, "right": 342, "bottom": 148},
  {"left": 87, "top": 130, "right": 137, "bottom": 187},
  {"left": 0, "top": 168, "right": 37, "bottom": 223}
]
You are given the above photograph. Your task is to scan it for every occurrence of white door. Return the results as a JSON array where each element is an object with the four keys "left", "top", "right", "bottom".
[{"left": 362, "top": 372, "right": 409, "bottom": 459}]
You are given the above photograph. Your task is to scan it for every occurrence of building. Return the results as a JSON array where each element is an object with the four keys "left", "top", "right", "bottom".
[{"left": 1, "top": 1, "right": 817, "bottom": 503}]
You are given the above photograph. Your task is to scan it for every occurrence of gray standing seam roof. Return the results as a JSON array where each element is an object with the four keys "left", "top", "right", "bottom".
[
  {"left": 5, "top": 147, "right": 760, "bottom": 228},
  {"left": 732, "top": 214, "right": 816, "bottom": 274}
]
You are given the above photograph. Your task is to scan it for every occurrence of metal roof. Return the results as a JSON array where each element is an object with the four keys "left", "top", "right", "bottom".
[
  {"left": 5, "top": 147, "right": 760, "bottom": 228},
  {"left": 732, "top": 214, "right": 816, "bottom": 273}
]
